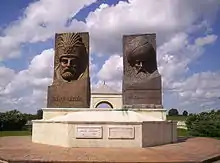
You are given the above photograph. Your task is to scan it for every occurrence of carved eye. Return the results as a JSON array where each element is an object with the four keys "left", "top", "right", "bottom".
[
  {"left": 70, "top": 59, "right": 76, "bottom": 65},
  {"left": 70, "top": 58, "right": 79, "bottom": 66},
  {"left": 61, "top": 59, "right": 68, "bottom": 64},
  {"left": 134, "top": 60, "right": 141, "bottom": 65}
]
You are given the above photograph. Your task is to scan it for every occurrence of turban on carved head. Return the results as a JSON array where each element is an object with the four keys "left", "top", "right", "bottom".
[
  {"left": 126, "top": 36, "right": 156, "bottom": 65},
  {"left": 56, "top": 33, "right": 87, "bottom": 60}
]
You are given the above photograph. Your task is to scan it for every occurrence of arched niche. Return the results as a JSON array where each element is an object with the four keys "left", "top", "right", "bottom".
[{"left": 95, "top": 101, "right": 114, "bottom": 108}]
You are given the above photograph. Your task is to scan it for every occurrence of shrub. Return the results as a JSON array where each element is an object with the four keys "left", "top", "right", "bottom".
[
  {"left": 36, "top": 109, "right": 43, "bottom": 119},
  {"left": 186, "top": 110, "right": 220, "bottom": 138},
  {"left": 182, "top": 110, "right": 188, "bottom": 116},
  {"left": 0, "top": 110, "right": 27, "bottom": 131},
  {"left": 168, "top": 108, "right": 179, "bottom": 116}
]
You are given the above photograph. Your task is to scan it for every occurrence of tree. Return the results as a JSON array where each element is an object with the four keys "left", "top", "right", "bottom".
[
  {"left": 168, "top": 108, "right": 179, "bottom": 116},
  {"left": 36, "top": 109, "right": 43, "bottom": 119},
  {"left": 183, "top": 110, "right": 188, "bottom": 116},
  {"left": 186, "top": 110, "right": 220, "bottom": 137},
  {"left": 0, "top": 110, "right": 27, "bottom": 131}
]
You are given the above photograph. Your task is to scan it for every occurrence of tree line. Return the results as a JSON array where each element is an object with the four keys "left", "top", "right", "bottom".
[
  {"left": 1, "top": 108, "right": 219, "bottom": 138},
  {"left": 168, "top": 108, "right": 188, "bottom": 116},
  {"left": 0, "top": 109, "right": 43, "bottom": 131},
  {"left": 186, "top": 110, "right": 220, "bottom": 138}
]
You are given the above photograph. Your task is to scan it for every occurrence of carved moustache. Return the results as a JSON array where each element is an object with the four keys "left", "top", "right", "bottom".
[
  {"left": 60, "top": 67, "right": 76, "bottom": 82},
  {"left": 62, "top": 67, "right": 76, "bottom": 75}
]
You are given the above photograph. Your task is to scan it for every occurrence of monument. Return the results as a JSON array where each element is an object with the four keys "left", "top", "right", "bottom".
[
  {"left": 47, "top": 32, "right": 90, "bottom": 108},
  {"left": 32, "top": 32, "right": 177, "bottom": 148},
  {"left": 123, "top": 34, "right": 162, "bottom": 108}
]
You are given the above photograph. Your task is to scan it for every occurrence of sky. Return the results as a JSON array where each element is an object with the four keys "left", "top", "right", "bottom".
[{"left": 0, "top": 0, "right": 220, "bottom": 114}]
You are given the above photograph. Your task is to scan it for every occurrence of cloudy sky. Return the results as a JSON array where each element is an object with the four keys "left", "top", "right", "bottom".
[{"left": 0, "top": 0, "right": 220, "bottom": 114}]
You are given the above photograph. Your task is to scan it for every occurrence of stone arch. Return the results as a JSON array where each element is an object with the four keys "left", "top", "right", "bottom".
[{"left": 95, "top": 101, "right": 114, "bottom": 108}]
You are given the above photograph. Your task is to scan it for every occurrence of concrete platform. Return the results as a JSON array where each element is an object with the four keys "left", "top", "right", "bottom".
[
  {"left": 42, "top": 108, "right": 167, "bottom": 121},
  {"left": 0, "top": 136, "right": 220, "bottom": 163},
  {"left": 32, "top": 111, "right": 177, "bottom": 147}
]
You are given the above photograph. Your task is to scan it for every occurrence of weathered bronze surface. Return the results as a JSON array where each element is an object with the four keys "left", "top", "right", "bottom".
[
  {"left": 47, "top": 78, "right": 90, "bottom": 108},
  {"left": 47, "top": 32, "right": 90, "bottom": 108},
  {"left": 122, "top": 33, "right": 162, "bottom": 108},
  {"left": 53, "top": 32, "right": 89, "bottom": 83}
]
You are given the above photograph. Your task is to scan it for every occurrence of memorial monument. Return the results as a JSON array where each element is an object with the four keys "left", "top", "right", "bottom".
[
  {"left": 123, "top": 34, "right": 162, "bottom": 108},
  {"left": 47, "top": 32, "right": 90, "bottom": 108},
  {"left": 32, "top": 32, "right": 177, "bottom": 148}
]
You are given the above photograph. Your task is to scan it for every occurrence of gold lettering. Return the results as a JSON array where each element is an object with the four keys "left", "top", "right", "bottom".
[{"left": 52, "top": 96, "right": 81, "bottom": 102}]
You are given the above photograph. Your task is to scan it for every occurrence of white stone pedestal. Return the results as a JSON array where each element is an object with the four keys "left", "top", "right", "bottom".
[
  {"left": 41, "top": 108, "right": 167, "bottom": 121},
  {"left": 32, "top": 109, "right": 177, "bottom": 148}
]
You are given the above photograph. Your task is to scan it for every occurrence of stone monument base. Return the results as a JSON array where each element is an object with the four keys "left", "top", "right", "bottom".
[
  {"left": 42, "top": 108, "right": 167, "bottom": 121},
  {"left": 32, "top": 110, "right": 177, "bottom": 148}
]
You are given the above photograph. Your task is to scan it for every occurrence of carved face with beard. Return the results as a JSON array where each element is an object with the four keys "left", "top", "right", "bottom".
[
  {"left": 55, "top": 33, "right": 87, "bottom": 82},
  {"left": 126, "top": 36, "right": 157, "bottom": 74},
  {"left": 59, "top": 54, "right": 80, "bottom": 81}
]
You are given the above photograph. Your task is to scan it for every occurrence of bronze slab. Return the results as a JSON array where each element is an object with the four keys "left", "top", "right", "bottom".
[{"left": 47, "top": 78, "right": 90, "bottom": 108}]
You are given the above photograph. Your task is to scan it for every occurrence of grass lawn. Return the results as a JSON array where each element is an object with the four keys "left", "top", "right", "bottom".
[
  {"left": 1, "top": 129, "right": 187, "bottom": 137},
  {"left": 177, "top": 128, "right": 188, "bottom": 137},
  {"left": 167, "top": 115, "right": 187, "bottom": 121},
  {"left": 0, "top": 129, "right": 218, "bottom": 140},
  {"left": 0, "top": 130, "right": 32, "bottom": 137}
]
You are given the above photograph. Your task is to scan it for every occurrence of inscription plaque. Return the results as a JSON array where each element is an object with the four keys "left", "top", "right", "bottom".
[
  {"left": 75, "top": 126, "right": 103, "bottom": 139},
  {"left": 52, "top": 96, "right": 82, "bottom": 102},
  {"left": 47, "top": 78, "right": 90, "bottom": 108},
  {"left": 124, "top": 89, "right": 162, "bottom": 105},
  {"left": 108, "top": 126, "right": 135, "bottom": 139}
]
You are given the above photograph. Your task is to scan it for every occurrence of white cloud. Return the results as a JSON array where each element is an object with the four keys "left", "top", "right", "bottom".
[
  {"left": 97, "top": 55, "right": 122, "bottom": 81},
  {"left": 195, "top": 34, "right": 218, "bottom": 46},
  {"left": 95, "top": 55, "right": 123, "bottom": 91},
  {"left": 0, "top": 67, "right": 15, "bottom": 92},
  {"left": 90, "top": 56, "right": 98, "bottom": 84},
  {"left": 0, "top": 48, "right": 98, "bottom": 113},
  {"left": 173, "top": 71, "right": 220, "bottom": 99},
  {"left": 171, "top": 71, "right": 220, "bottom": 110},
  {"left": 1, "top": 0, "right": 219, "bottom": 60},
  {"left": 157, "top": 33, "right": 218, "bottom": 89},
  {"left": 0, "top": 49, "right": 54, "bottom": 113},
  {"left": 3, "top": 49, "right": 54, "bottom": 95},
  {"left": 85, "top": 0, "right": 220, "bottom": 56},
  {"left": 95, "top": 31, "right": 219, "bottom": 111},
  {"left": 0, "top": 0, "right": 220, "bottom": 113},
  {"left": 0, "top": 0, "right": 96, "bottom": 60},
  {"left": 96, "top": 32, "right": 218, "bottom": 90}
]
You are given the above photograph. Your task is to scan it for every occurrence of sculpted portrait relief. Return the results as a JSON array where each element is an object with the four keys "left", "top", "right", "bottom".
[
  {"left": 126, "top": 36, "right": 157, "bottom": 75},
  {"left": 54, "top": 33, "right": 89, "bottom": 83},
  {"left": 123, "top": 34, "right": 162, "bottom": 107},
  {"left": 47, "top": 32, "right": 90, "bottom": 108},
  {"left": 47, "top": 32, "right": 161, "bottom": 108}
]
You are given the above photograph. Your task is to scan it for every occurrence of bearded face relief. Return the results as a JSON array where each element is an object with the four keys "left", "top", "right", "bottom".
[
  {"left": 126, "top": 36, "right": 157, "bottom": 74},
  {"left": 55, "top": 33, "right": 88, "bottom": 82},
  {"left": 59, "top": 54, "right": 80, "bottom": 81}
]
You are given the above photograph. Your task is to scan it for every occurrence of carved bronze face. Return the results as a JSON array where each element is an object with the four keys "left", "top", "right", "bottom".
[
  {"left": 126, "top": 36, "right": 157, "bottom": 74},
  {"left": 55, "top": 33, "right": 88, "bottom": 82},
  {"left": 59, "top": 54, "right": 80, "bottom": 81}
]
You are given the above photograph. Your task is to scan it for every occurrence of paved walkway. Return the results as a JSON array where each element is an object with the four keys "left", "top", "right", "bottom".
[{"left": 0, "top": 136, "right": 220, "bottom": 163}]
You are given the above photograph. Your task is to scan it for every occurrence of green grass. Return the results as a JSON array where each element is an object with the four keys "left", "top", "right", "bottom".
[
  {"left": 167, "top": 115, "right": 187, "bottom": 121},
  {"left": 0, "top": 130, "right": 32, "bottom": 137},
  {"left": 177, "top": 128, "right": 189, "bottom": 137},
  {"left": 0, "top": 129, "right": 188, "bottom": 137},
  {"left": 0, "top": 129, "right": 218, "bottom": 140}
]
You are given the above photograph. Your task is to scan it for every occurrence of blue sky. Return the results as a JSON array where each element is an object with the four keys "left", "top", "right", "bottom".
[
  {"left": 1, "top": 0, "right": 125, "bottom": 71},
  {"left": 0, "top": 0, "right": 220, "bottom": 114}
]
